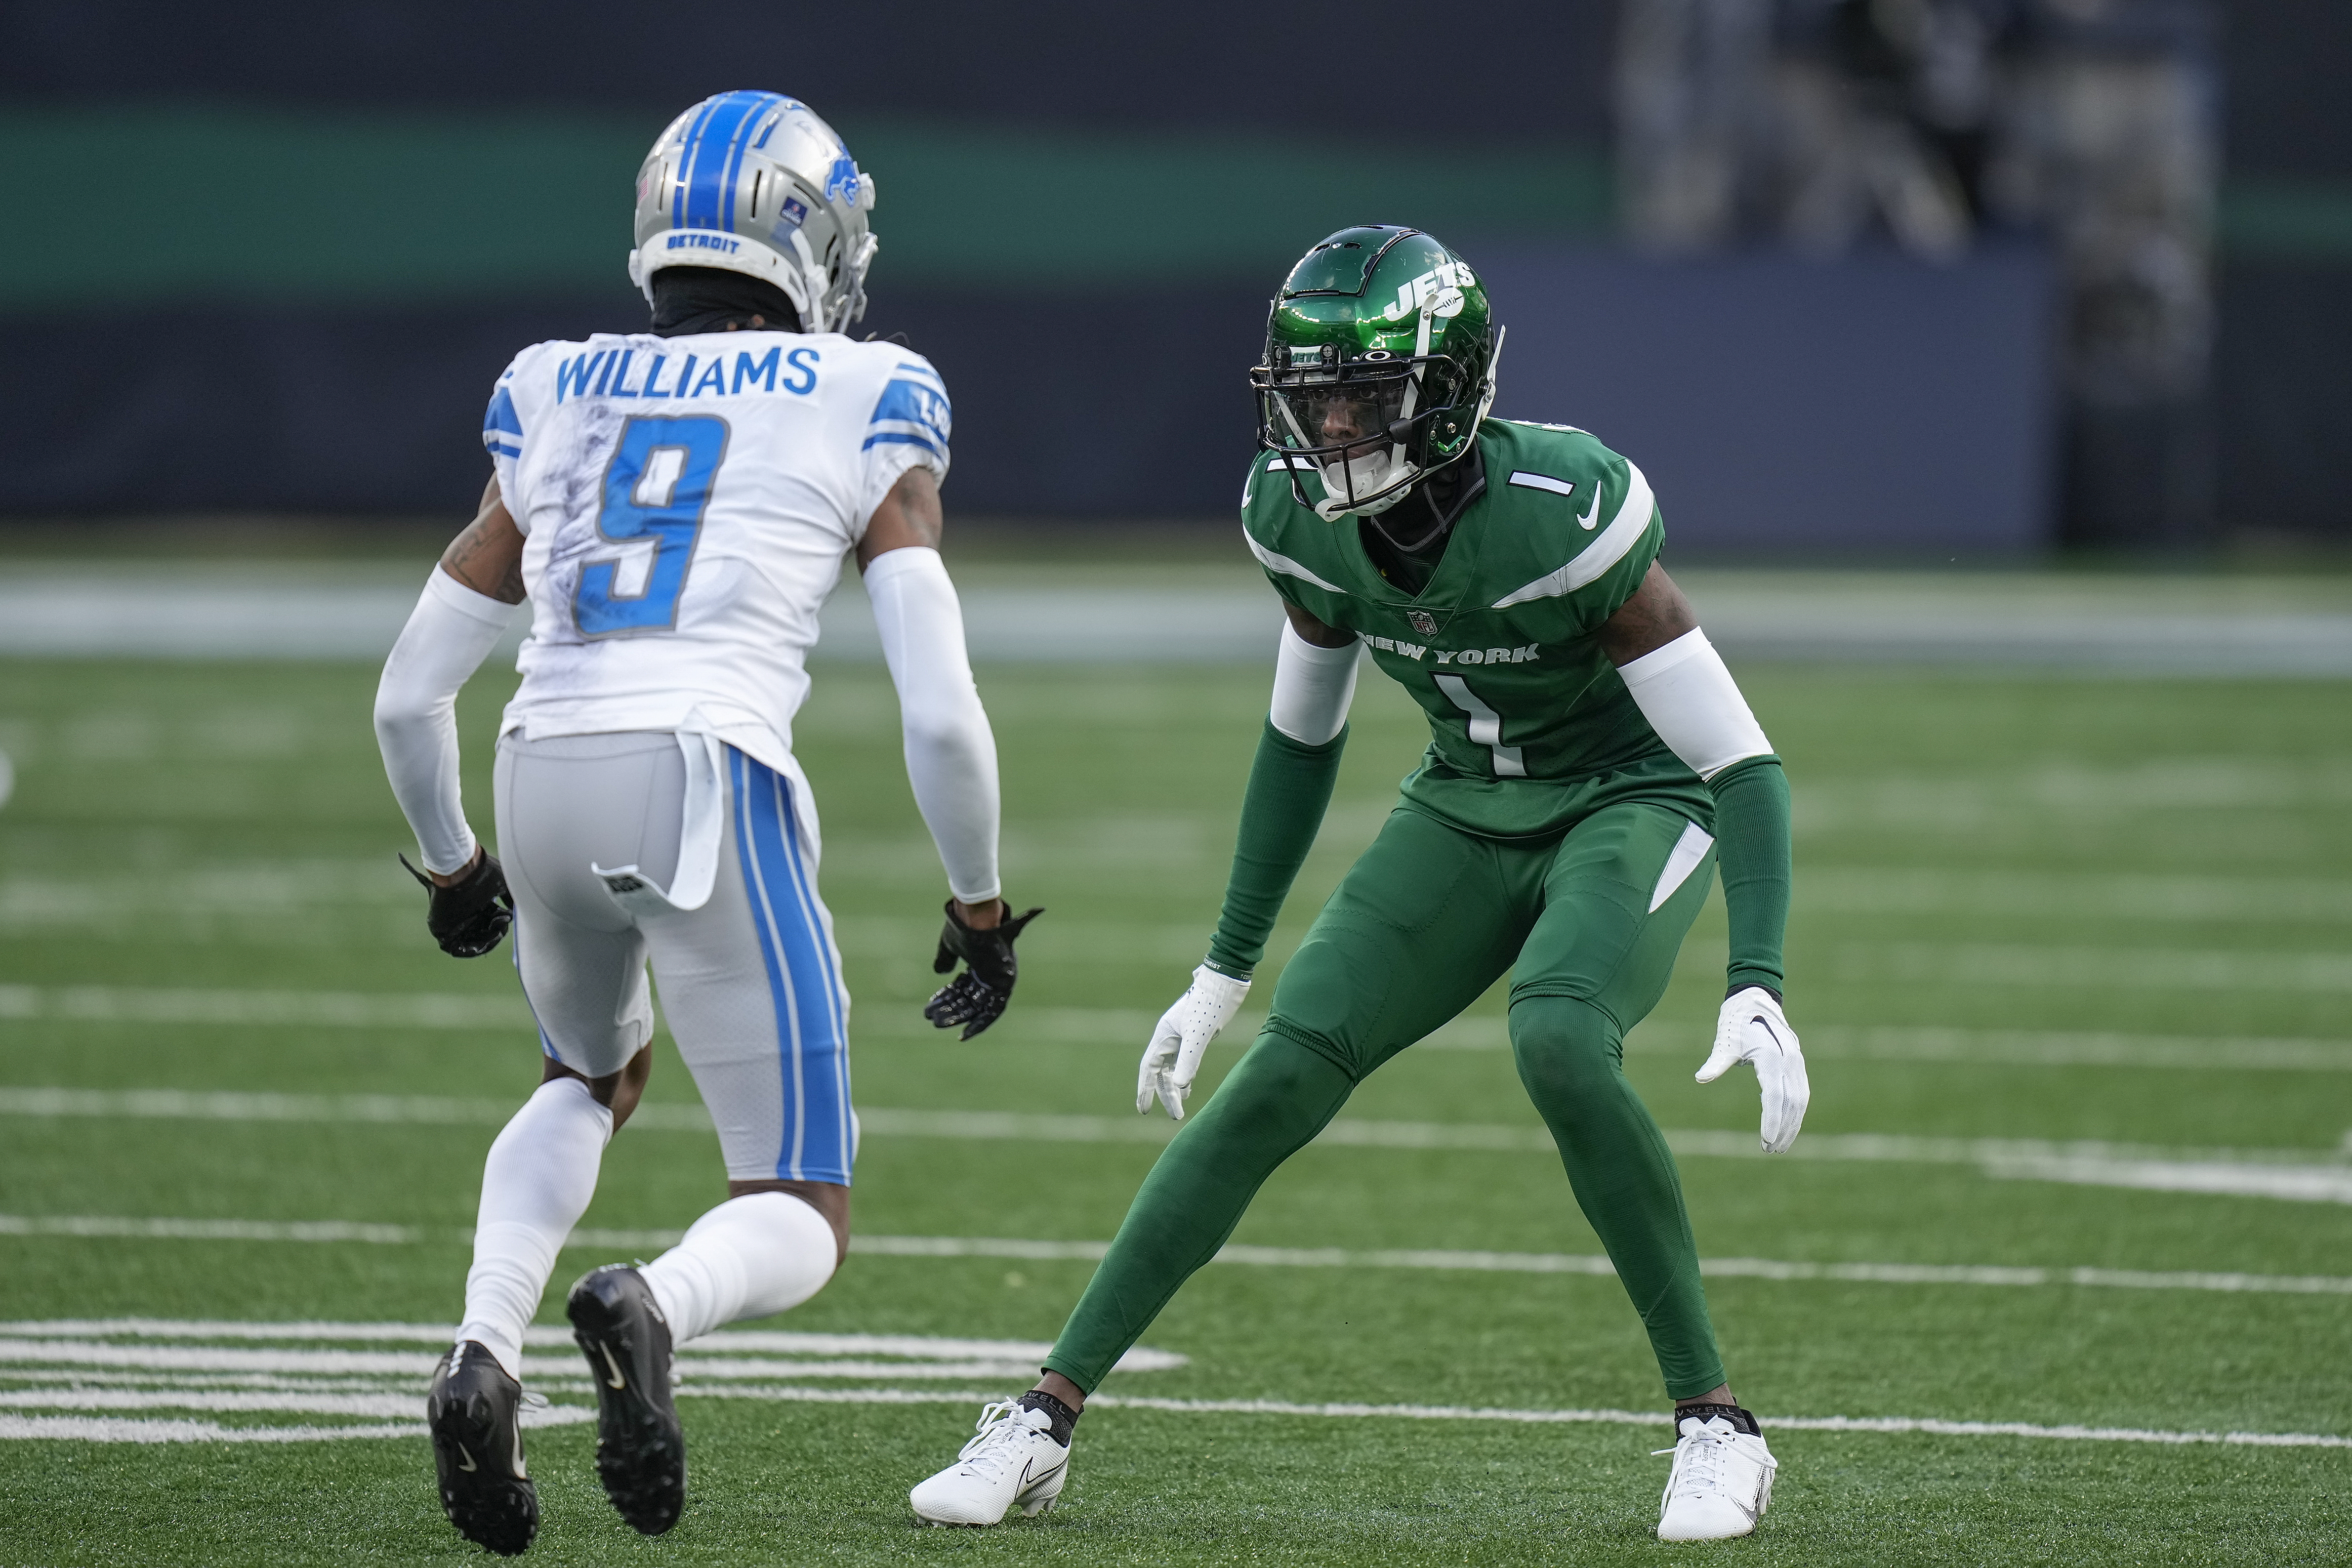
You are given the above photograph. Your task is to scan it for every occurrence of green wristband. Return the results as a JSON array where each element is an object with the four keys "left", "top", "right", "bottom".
[
  {"left": 1204, "top": 719, "right": 1348, "bottom": 979},
  {"left": 1709, "top": 756, "right": 1790, "bottom": 997}
]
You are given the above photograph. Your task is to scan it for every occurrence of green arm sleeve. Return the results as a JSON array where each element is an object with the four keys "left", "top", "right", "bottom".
[
  {"left": 1709, "top": 755, "right": 1791, "bottom": 997},
  {"left": 1203, "top": 719, "right": 1349, "bottom": 981}
]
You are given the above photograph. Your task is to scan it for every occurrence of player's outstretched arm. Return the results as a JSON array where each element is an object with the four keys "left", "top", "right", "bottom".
[
  {"left": 374, "top": 477, "right": 525, "bottom": 957},
  {"left": 1138, "top": 602, "right": 1358, "bottom": 1119},
  {"left": 859, "top": 468, "right": 1039, "bottom": 1038},
  {"left": 1601, "top": 565, "right": 1808, "bottom": 1152}
]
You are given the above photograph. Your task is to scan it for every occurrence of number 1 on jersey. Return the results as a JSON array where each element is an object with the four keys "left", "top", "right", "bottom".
[
  {"left": 1433, "top": 674, "right": 1528, "bottom": 778},
  {"left": 575, "top": 415, "right": 730, "bottom": 637}
]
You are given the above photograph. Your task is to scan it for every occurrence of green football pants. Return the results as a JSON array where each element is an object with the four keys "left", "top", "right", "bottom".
[{"left": 1041, "top": 800, "right": 1726, "bottom": 1400}]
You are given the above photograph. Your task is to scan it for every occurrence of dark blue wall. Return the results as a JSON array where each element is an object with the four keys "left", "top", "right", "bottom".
[
  {"left": 1479, "top": 245, "right": 2058, "bottom": 554},
  {"left": 2, "top": 0, "right": 2346, "bottom": 540},
  {"left": 0, "top": 1, "right": 1618, "bottom": 141},
  {"left": 0, "top": 247, "right": 2056, "bottom": 557}
]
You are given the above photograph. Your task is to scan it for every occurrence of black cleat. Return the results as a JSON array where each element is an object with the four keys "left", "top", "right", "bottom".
[
  {"left": 426, "top": 1341, "right": 539, "bottom": 1556},
  {"left": 566, "top": 1264, "right": 686, "bottom": 1535}
]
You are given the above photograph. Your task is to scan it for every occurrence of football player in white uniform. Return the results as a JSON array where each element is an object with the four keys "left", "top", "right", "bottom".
[{"left": 372, "top": 90, "right": 1039, "bottom": 1556}]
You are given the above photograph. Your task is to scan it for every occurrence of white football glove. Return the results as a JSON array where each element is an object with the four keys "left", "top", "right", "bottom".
[
  {"left": 1698, "top": 986, "right": 1809, "bottom": 1154},
  {"left": 1137, "top": 965, "right": 1251, "bottom": 1121}
]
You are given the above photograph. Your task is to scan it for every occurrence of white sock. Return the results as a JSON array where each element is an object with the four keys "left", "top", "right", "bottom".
[
  {"left": 455, "top": 1076, "right": 613, "bottom": 1379},
  {"left": 640, "top": 1191, "right": 839, "bottom": 1345}
]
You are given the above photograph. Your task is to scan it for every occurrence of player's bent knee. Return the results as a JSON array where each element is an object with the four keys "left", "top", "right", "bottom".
[
  {"left": 1506, "top": 995, "right": 1627, "bottom": 1106},
  {"left": 542, "top": 1044, "right": 654, "bottom": 1130},
  {"left": 1202, "top": 1033, "right": 1353, "bottom": 1144}
]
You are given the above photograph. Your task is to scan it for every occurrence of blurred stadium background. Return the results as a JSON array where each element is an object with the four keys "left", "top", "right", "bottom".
[
  {"left": 5, "top": 5, "right": 2352, "bottom": 1563},
  {"left": 0, "top": 0, "right": 2344, "bottom": 553}
]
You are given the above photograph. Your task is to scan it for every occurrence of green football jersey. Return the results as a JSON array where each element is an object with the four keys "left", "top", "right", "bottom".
[{"left": 1240, "top": 418, "right": 1711, "bottom": 840}]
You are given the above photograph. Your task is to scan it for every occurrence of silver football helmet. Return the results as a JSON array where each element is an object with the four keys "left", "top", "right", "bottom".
[{"left": 627, "top": 90, "right": 879, "bottom": 334}]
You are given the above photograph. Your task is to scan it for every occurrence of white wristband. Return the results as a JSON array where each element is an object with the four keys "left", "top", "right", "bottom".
[
  {"left": 1618, "top": 628, "right": 1772, "bottom": 780},
  {"left": 373, "top": 568, "right": 517, "bottom": 873}
]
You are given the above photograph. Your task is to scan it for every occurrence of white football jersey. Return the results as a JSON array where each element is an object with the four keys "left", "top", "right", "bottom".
[{"left": 482, "top": 329, "right": 949, "bottom": 773}]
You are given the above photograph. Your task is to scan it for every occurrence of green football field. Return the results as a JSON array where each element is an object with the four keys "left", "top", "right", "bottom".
[{"left": 1, "top": 644, "right": 2348, "bottom": 1565}]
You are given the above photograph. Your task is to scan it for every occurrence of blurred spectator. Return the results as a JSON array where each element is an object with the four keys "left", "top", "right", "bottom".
[
  {"left": 1616, "top": 0, "right": 2219, "bottom": 547},
  {"left": 1992, "top": 0, "right": 2218, "bottom": 546}
]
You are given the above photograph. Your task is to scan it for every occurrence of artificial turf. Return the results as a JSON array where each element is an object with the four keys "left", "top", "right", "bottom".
[{"left": 0, "top": 645, "right": 2347, "bottom": 1564}]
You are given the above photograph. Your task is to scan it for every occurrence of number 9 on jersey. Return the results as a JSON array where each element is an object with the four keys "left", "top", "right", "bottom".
[{"left": 576, "top": 415, "right": 730, "bottom": 637}]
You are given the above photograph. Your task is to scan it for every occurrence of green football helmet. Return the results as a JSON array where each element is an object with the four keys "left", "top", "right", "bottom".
[{"left": 1251, "top": 225, "right": 1503, "bottom": 520}]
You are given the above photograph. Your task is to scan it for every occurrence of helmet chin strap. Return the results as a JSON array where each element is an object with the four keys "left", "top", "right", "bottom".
[
  {"left": 1313, "top": 307, "right": 1459, "bottom": 522},
  {"left": 1313, "top": 463, "right": 1418, "bottom": 522}
]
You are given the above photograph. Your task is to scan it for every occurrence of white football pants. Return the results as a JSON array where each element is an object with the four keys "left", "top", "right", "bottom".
[{"left": 492, "top": 730, "right": 855, "bottom": 1184}]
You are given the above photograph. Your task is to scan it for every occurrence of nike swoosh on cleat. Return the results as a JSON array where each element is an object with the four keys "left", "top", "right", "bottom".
[
  {"left": 1578, "top": 490, "right": 1600, "bottom": 530},
  {"left": 455, "top": 1443, "right": 478, "bottom": 1473},
  {"left": 599, "top": 1343, "right": 628, "bottom": 1390}
]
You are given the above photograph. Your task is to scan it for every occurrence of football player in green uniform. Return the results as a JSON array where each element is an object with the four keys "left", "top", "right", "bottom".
[{"left": 910, "top": 227, "right": 1807, "bottom": 1542}]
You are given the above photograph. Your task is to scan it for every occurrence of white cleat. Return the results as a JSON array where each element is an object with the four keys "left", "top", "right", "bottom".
[
  {"left": 909, "top": 1400, "right": 1071, "bottom": 1526},
  {"left": 1656, "top": 1410, "right": 1778, "bottom": 1542}
]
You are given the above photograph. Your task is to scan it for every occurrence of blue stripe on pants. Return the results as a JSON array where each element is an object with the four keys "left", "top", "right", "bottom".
[{"left": 730, "top": 749, "right": 852, "bottom": 1184}]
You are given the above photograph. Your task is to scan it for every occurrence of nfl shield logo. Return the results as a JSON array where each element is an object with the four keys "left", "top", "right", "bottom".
[{"left": 1408, "top": 610, "right": 1439, "bottom": 637}]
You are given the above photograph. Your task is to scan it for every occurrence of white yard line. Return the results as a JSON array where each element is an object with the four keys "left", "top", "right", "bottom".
[
  {"left": 0, "top": 985, "right": 525, "bottom": 1030},
  {"left": 2, "top": 1389, "right": 2340, "bottom": 1452},
  {"left": 0, "top": 1417, "right": 438, "bottom": 1443},
  {"left": 1795, "top": 868, "right": 2352, "bottom": 923},
  {"left": 0, "top": 1342, "right": 1046, "bottom": 1383},
  {"left": 13, "top": 865, "right": 2352, "bottom": 928},
  {"left": 4, "top": 1224, "right": 2346, "bottom": 1298},
  {"left": 0, "top": 1388, "right": 429, "bottom": 1417},
  {"left": 0, "top": 984, "right": 1166, "bottom": 1034},
  {"left": 9, "top": 569, "right": 2352, "bottom": 671},
  {"left": 13, "top": 982, "right": 2350, "bottom": 1077},
  {"left": 1853, "top": 943, "right": 2352, "bottom": 993},
  {"left": 0, "top": 1318, "right": 2339, "bottom": 1451},
  {"left": 1434, "top": 1017, "right": 2352, "bottom": 1072},
  {"left": 1728, "top": 1025, "right": 2352, "bottom": 1073},
  {"left": 1081, "top": 1395, "right": 2352, "bottom": 1451},
  {"left": 6, "top": 1086, "right": 2349, "bottom": 1201},
  {"left": 0, "top": 1322, "right": 1182, "bottom": 1374},
  {"left": 0, "top": 1214, "right": 419, "bottom": 1243},
  {"left": 12, "top": 985, "right": 2349, "bottom": 1076},
  {"left": 1983, "top": 1156, "right": 2352, "bottom": 1203}
]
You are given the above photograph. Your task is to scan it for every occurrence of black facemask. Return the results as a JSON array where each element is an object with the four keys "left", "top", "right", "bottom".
[
  {"left": 1358, "top": 448, "right": 1488, "bottom": 594},
  {"left": 648, "top": 267, "right": 803, "bottom": 337}
]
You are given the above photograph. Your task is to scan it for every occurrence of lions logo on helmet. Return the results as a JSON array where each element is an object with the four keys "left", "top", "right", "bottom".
[
  {"left": 1251, "top": 226, "right": 1503, "bottom": 521},
  {"left": 628, "top": 90, "right": 881, "bottom": 335}
]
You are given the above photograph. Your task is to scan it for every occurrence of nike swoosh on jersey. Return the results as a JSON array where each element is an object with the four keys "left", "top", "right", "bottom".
[
  {"left": 1491, "top": 462, "right": 1657, "bottom": 608},
  {"left": 1578, "top": 489, "right": 1601, "bottom": 529}
]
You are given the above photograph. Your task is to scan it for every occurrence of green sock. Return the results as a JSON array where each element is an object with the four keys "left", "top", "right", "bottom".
[
  {"left": 1509, "top": 993, "right": 1726, "bottom": 1399},
  {"left": 1042, "top": 1033, "right": 1355, "bottom": 1393}
]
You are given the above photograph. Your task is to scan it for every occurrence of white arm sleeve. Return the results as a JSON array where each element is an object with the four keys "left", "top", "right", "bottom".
[
  {"left": 1618, "top": 628, "right": 1773, "bottom": 780},
  {"left": 1268, "top": 621, "right": 1360, "bottom": 745},
  {"left": 865, "top": 546, "right": 1002, "bottom": 904},
  {"left": 372, "top": 568, "right": 519, "bottom": 873}
]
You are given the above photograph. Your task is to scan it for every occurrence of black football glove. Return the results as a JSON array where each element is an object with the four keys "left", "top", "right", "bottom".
[
  {"left": 399, "top": 850, "right": 515, "bottom": 958},
  {"left": 924, "top": 899, "right": 1044, "bottom": 1041}
]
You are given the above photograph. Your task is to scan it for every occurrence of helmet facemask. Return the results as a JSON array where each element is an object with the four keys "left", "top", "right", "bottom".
[
  {"left": 1257, "top": 361, "right": 1437, "bottom": 519},
  {"left": 1252, "top": 227, "right": 1499, "bottom": 521}
]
